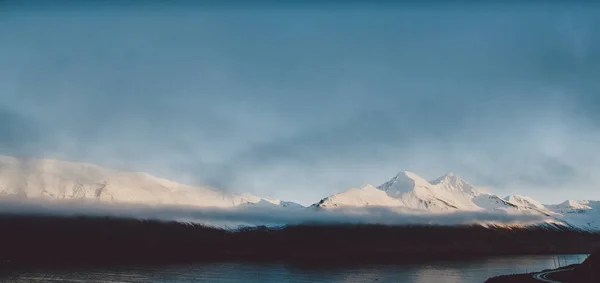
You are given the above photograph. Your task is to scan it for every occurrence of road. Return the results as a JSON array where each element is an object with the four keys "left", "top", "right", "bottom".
[{"left": 532, "top": 268, "right": 574, "bottom": 283}]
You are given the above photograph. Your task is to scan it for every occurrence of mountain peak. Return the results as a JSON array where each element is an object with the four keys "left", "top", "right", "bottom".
[
  {"left": 377, "top": 171, "right": 431, "bottom": 197},
  {"left": 430, "top": 172, "right": 462, "bottom": 185},
  {"left": 429, "top": 172, "right": 480, "bottom": 195},
  {"left": 557, "top": 200, "right": 592, "bottom": 210},
  {"left": 393, "top": 170, "right": 423, "bottom": 180},
  {"left": 396, "top": 171, "right": 429, "bottom": 183},
  {"left": 504, "top": 195, "right": 546, "bottom": 210}
]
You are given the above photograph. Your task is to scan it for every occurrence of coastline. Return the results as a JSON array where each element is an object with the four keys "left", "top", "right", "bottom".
[{"left": 486, "top": 251, "right": 599, "bottom": 283}]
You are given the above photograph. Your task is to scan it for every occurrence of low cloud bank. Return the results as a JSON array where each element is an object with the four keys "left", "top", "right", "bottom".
[{"left": 0, "top": 198, "right": 552, "bottom": 228}]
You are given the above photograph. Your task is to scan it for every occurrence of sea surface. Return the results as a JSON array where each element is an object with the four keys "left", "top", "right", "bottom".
[{"left": 0, "top": 254, "right": 588, "bottom": 283}]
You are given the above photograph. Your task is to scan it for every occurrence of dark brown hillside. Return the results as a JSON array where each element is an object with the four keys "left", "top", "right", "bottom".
[{"left": 0, "top": 214, "right": 599, "bottom": 268}]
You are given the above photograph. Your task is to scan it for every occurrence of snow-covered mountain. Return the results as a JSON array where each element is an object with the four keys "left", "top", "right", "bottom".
[
  {"left": 546, "top": 200, "right": 600, "bottom": 214},
  {"left": 545, "top": 200, "right": 600, "bottom": 230},
  {"left": 312, "top": 170, "right": 599, "bottom": 229},
  {"left": 377, "top": 171, "right": 482, "bottom": 211},
  {"left": 0, "top": 155, "right": 301, "bottom": 209},
  {"left": 504, "top": 195, "right": 546, "bottom": 210},
  {"left": 1, "top": 154, "right": 598, "bottom": 230},
  {"left": 315, "top": 171, "right": 543, "bottom": 214},
  {"left": 234, "top": 193, "right": 304, "bottom": 209},
  {"left": 311, "top": 184, "right": 404, "bottom": 209}
]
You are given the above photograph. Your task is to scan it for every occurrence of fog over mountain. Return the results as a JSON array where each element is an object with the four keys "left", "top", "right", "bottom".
[{"left": 0, "top": 155, "right": 598, "bottom": 230}]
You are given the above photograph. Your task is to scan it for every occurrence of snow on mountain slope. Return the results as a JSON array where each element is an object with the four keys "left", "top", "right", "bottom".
[
  {"left": 1, "top": 154, "right": 597, "bottom": 229},
  {"left": 315, "top": 171, "right": 479, "bottom": 211},
  {"left": 312, "top": 184, "right": 404, "bottom": 209},
  {"left": 472, "top": 194, "right": 519, "bottom": 212},
  {"left": 505, "top": 195, "right": 546, "bottom": 210},
  {"left": 312, "top": 170, "right": 600, "bottom": 229},
  {"left": 430, "top": 172, "right": 482, "bottom": 196},
  {"left": 546, "top": 200, "right": 599, "bottom": 214},
  {"left": 378, "top": 171, "right": 431, "bottom": 198},
  {"left": 471, "top": 194, "right": 555, "bottom": 217},
  {"left": 375, "top": 171, "right": 483, "bottom": 212},
  {"left": 234, "top": 193, "right": 304, "bottom": 209},
  {"left": 0, "top": 155, "right": 299, "bottom": 209},
  {"left": 546, "top": 200, "right": 600, "bottom": 230},
  {"left": 314, "top": 171, "right": 559, "bottom": 218}
]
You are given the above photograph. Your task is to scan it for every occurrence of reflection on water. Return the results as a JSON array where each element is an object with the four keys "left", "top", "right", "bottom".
[{"left": 0, "top": 254, "right": 588, "bottom": 283}]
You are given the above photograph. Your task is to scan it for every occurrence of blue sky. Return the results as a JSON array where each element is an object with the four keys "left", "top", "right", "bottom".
[{"left": 1, "top": 2, "right": 599, "bottom": 205}]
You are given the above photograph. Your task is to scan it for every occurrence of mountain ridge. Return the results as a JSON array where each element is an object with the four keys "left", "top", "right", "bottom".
[
  {"left": 0, "top": 155, "right": 598, "bottom": 230},
  {"left": 0, "top": 155, "right": 301, "bottom": 209},
  {"left": 314, "top": 170, "right": 598, "bottom": 230}
]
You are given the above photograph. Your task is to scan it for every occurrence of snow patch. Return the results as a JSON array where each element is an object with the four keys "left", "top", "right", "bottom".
[{"left": 313, "top": 184, "right": 404, "bottom": 209}]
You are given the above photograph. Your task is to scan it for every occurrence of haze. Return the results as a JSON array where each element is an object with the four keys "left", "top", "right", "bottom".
[
  {"left": 1, "top": 2, "right": 599, "bottom": 206},
  {"left": 0, "top": 198, "right": 548, "bottom": 228}
]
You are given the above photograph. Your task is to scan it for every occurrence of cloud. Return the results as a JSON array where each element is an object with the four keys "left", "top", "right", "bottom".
[
  {"left": 0, "top": 106, "right": 41, "bottom": 157},
  {"left": 0, "top": 198, "right": 550, "bottom": 228},
  {"left": 1, "top": 4, "right": 600, "bottom": 204}
]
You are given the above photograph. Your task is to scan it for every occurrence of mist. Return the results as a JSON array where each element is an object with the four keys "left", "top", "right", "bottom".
[
  {"left": 1, "top": 2, "right": 600, "bottom": 205},
  {"left": 0, "top": 198, "right": 551, "bottom": 228}
]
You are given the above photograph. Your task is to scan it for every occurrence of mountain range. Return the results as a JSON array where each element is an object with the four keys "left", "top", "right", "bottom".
[
  {"left": 313, "top": 171, "right": 599, "bottom": 230},
  {"left": 0, "top": 155, "right": 597, "bottom": 230},
  {"left": 0, "top": 155, "right": 303, "bottom": 209}
]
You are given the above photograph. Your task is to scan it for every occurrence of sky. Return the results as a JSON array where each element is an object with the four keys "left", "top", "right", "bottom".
[{"left": 1, "top": 1, "right": 599, "bottom": 205}]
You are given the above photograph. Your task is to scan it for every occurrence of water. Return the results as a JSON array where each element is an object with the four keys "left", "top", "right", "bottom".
[{"left": 0, "top": 254, "right": 588, "bottom": 283}]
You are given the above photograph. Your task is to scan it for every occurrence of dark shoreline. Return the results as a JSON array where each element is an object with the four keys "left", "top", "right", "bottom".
[
  {"left": 1, "top": 214, "right": 600, "bottom": 269},
  {"left": 486, "top": 251, "right": 599, "bottom": 283}
]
